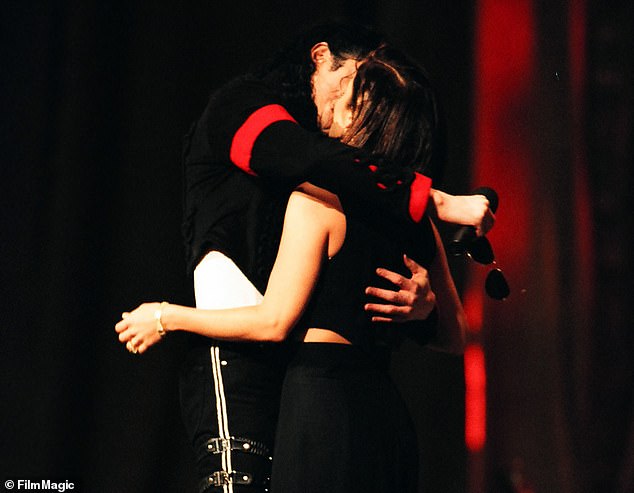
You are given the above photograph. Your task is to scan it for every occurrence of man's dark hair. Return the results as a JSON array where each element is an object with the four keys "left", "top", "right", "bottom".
[{"left": 249, "top": 21, "right": 384, "bottom": 130}]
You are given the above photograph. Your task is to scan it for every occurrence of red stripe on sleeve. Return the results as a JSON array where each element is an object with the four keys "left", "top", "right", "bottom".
[
  {"left": 408, "top": 172, "right": 432, "bottom": 222},
  {"left": 229, "top": 104, "right": 297, "bottom": 175}
]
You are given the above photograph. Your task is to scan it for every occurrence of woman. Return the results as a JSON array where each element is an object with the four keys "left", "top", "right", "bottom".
[
  {"left": 117, "top": 46, "right": 467, "bottom": 492},
  {"left": 268, "top": 46, "right": 466, "bottom": 493}
]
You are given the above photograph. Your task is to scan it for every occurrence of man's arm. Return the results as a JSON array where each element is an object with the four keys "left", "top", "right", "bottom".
[
  {"left": 229, "top": 105, "right": 495, "bottom": 234},
  {"left": 200, "top": 81, "right": 492, "bottom": 230},
  {"left": 228, "top": 105, "right": 431, "bottom": 225}
]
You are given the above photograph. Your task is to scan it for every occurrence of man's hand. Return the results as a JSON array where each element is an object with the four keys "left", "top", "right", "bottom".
[
  {"left": 430, "top": 189, "right": 495, "bottom": 236},
  {"left": 364, "top": 255, "right": 436, "bottom": 322}
]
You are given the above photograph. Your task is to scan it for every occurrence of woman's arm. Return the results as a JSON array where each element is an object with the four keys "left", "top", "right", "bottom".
[
  {"left": 116, "top": 190, "right": 343, "bottom": 353},
  {"left": 425, "top": 221, "right": 468, "bottom": 354}
]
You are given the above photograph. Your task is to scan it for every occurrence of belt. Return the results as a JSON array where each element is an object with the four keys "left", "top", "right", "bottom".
[
  {"left": 205, "top": 437, "right": 271, "bottom": 459},
  {"left": 198, "top": 470, "right": 270, "bottom": 492}
]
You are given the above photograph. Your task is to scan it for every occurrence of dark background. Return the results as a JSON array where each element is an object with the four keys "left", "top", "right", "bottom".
[{"left": 1, "top": 1, "right": 632, "bottom": 492}]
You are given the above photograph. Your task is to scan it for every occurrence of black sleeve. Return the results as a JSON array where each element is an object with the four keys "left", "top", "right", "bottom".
[
  {"left": 207, "top": 80, "right": 432, "bottom": 226},
  {"left": 248, "top": 120, "right": 432, "bottom": 227}
]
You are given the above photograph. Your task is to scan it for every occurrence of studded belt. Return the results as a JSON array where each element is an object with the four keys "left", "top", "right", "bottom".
[{"left": 205, "top": 436, "right": 271, "bottom": 459}]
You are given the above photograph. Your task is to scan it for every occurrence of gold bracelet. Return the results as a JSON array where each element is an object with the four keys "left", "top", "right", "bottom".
[{"left": 155, "top": 301, "right": 168, "bottom": 338}]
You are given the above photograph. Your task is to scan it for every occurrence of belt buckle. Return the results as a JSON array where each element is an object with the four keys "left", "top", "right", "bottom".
[
  {"left": 209, "top": 471, "right": 230, "bottom": 486},
  {"left": 206, "top": 437, "right": 229, "bottom": 454},
  {"left": 207, "top": 471, "right": 253, "bottom": 487}
]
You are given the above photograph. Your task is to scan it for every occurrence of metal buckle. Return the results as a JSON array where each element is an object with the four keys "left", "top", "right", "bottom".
[
  {"left": 206, "top": 437, "right": 229, "bottom": 454},
  {"left": 208, "top": 471, "right": 230, "bottom": 487},
  {"left": 206, "top": 471, "right": 253, "bottom": 487},
  {"left": 205, "top": 436, "right": 271, "bottom": 458}
]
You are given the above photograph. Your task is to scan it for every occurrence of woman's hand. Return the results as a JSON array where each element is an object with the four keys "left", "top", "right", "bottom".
[
  {"left": 115, "top": 302, "right": 165, "bottom": 354},
  {"left": 364, "top": 255, "right": 436, "bottom": 322}
]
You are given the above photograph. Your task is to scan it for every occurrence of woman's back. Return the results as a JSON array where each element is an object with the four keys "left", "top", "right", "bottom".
[
  {"left": 271, "top": 188, "right": 435, "bottom": 493},
  {"left": 286, "top": 183, "right": 437, "bottom": 352}
]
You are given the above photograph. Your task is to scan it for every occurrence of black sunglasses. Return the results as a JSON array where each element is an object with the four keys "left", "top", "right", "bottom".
[{"left": 449, "top": 235, "right": 510, "bottom": 300}]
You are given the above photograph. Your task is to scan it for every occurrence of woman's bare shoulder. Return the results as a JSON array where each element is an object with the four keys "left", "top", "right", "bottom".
[{"left": 290, "top": 184, "right": 346, "bottom": 258}]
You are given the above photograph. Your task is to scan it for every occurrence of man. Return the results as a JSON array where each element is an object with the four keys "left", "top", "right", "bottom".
[{"left": 178, "top": 22, "right": 488, "bottom": 493}]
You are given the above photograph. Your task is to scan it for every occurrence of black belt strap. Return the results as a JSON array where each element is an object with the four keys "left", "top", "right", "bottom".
[
  {"left": 205, "top": 436, "right": 271, "bottom": 459},
  {"left": 198, "top": 470, "right": 270, "bottom": 492}
]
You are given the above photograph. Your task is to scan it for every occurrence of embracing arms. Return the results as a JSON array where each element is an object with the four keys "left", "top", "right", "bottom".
[
  {"left": 195, "top": 86, "right": 493, "bottom": 232},
  {"left": 233, "top": 109, "right": 492, "bottom": 232},
  {"left": 116, "top": 189, "right": 341, "bottom": 353}
]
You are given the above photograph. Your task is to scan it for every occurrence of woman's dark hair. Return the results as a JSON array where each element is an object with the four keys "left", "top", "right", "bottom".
[
  {"left": 342, "top": 45, "right": 447, "bottom": 182},
  {"left": 249, "top": 21, "right": 384, "bottom": 130}
]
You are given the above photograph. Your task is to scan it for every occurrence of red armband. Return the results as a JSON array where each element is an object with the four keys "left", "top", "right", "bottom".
[
  {"left": 229, "top": 104, "right": 297, "bottom": 175},
  {"left": 409, "top": 173, "right": 432, "bottom": 222}
]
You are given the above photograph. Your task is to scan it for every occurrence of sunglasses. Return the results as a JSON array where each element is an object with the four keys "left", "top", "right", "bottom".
[{"left": 449, "top": 234, "right": 510, "bottom": 300}]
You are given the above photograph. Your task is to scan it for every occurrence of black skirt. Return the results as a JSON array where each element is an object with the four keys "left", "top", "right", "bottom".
[{"left": 271, "top": 343, "right": 419, "bottom": 493}]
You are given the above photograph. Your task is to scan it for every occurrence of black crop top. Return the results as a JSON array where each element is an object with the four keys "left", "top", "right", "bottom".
[{"left": 297, "top": 214, "right": 438, "bottom": 349}]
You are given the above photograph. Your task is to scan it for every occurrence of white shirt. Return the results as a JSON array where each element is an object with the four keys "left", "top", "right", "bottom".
[{"left": 193, "top": 251, "right": 263, "bottom": 309}]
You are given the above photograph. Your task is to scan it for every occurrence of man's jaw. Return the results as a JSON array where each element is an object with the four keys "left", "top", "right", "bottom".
[{"left": 317, "top": 108, "right": 334, "bottom": 135}]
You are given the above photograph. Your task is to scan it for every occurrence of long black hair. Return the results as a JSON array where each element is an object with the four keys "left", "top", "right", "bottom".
[{"left": 248, "top": 21, "right": 384, "bottom": 130}]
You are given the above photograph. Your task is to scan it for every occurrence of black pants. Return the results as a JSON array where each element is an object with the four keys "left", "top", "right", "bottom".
[
  {"left": 180, "top": 341, "right": 289, "bottom": 493},
  {"left": 271, "top": 343, "right": 419, "bottom": 493}
]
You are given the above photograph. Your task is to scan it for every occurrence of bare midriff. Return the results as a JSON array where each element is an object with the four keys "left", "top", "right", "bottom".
[{"left": 302, "top": 328, "right": 352, "bottom": 344}]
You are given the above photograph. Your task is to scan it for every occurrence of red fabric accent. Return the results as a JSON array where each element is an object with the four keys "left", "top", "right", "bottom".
[
  {"left": 408, "top": 173, "right": 431, "bottom": 223},
  {"left": 230, "top": 104, "right": 297, "bottom": 175}
]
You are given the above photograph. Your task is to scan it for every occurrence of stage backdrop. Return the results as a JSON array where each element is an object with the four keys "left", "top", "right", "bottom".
[{"left": 1, "top": 2, "right": 632, "bottom": 492}]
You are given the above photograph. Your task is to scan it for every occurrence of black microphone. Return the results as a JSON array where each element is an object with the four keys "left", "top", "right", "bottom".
[{"left": 447, "top": 187, "right": 498, "bottom": 256}]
